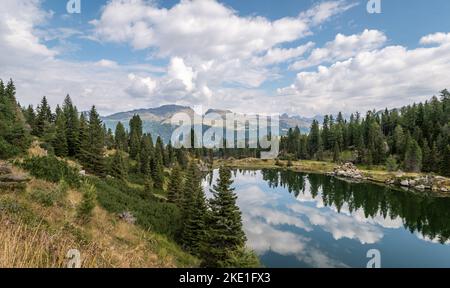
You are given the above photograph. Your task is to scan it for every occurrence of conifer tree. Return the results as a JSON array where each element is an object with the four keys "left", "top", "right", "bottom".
[
  {"left": 404, "top": 138, "right": 422, "bottom": 172},
  {"left": 110, "top": 151, "right": 128, "bottom": 180},
  {"left": 333, "top": 142, "right": 340, "bottom": 163},
  {"left": 203, "top": 166, "right": 246, "bottom": 267},
  {"left": 180, "top": 162, "right": 207, "bottom": 255},
  {"left": 0, "top": 79, "right": 30, "bottom": 158},
  {"left": 129, "top": 115, "right": 143, "bottom": 159},
  {"left": 62, "top": 95, "right": 80, "bottom": 157},
  {"left": 80, "top": 107, "right": 106, "bottom": 176},
  {"left": 140, "top": 134, "right": 153, "bottom": 176},
  {"left": 35, "top": 96, "right": 53, "bottom": 137},
  {"left": 441, "top": 145, "right": 450, "bottom": 177},
  {"left": 114, "top": 121, "right": 128, "bottom": 151},
  {"left": 167, "top": 164, "right": 183, "bottom": 205},
  {"left": 53, "top": 106, "right": 68, "bottom": 157}
]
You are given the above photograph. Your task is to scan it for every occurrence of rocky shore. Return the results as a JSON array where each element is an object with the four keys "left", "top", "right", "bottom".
[{"left": 332, "top": 162, "right": 450, "bottom": 193}]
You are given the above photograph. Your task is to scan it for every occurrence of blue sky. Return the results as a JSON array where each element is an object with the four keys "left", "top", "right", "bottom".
[{"left": 1, "top": 0, "right": 449, "bottom": 116}]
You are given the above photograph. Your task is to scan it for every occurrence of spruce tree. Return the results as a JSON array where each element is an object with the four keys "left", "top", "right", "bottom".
[
  {"left": 114, "top": 121, "right": 128, "bottom": 151},
  {"left": 62, "top": 95, "right": 80, "bottom": 157},
  {"left": 53, "top": 106, "right": 68, "bottom": 157},
  {"left": 0, "top": 79, "right": 30, "bottom": 158},
  {"left": 167, "top": 164, "right": 183, "bottom": 205},
  {"left": 140, "top": 134, "right": 153, "bottom": 176},
  {"left": 180, "top": 162, "right": 207, "bottom": 255},
  {"left": 333, "top": 142, "right": 340, "bottom": 163},
  {"left": 203, "top": 166, "right": 246, "bottom": 267},
  {"left": 129, "top": 115, "right": 143, "bottom": 159},
  {"left": 80, "top": 107, "right": 106, "bottom": 176},
  {"left": 110, "top": 151, "right": 128, "bottom": 180},
  {"left": 441, "top": 145, "right": 450, "bottom": 177},
  {"left": 404, "top": 138, "right": 422, "bottom": 172},
  {"left": 35, "top": 96, "right": 53, "bottom": 137}
]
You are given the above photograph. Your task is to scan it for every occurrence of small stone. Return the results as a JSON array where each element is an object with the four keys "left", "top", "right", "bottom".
[
  {"left": 400, "top": 180, "right": 410, "bottom": 187},
  {"left": 79, "top": 170, "right": 86, "bottom": 176},
  {"left": 0, "top": 165, "right": 13, "bottom": 175},
  {"left": 415, "top": 185, "right": 426, "bottom": 190}
]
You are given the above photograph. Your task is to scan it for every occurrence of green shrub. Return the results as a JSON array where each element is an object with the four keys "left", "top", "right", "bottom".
[
  {"left": 19, "top": 156, "right": 80, "bottom": 187},
  {"left": 30, "top": 189, "right": 55, "bottom": 207},
  {"left": 386, "top": 155, "right": 399, "bottom": 172},
  {"left": 77, "top": 180, "right": 97, "bottom": 223},
  {"left": 29, "top": 180, "right": 69, "bottom": 207},
  {"left": 92, "top": 177, "right": 181, "bottom": 238}
]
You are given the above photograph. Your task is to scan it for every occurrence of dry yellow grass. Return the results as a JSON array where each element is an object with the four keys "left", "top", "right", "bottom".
[{"left": 0, "top": 166, "right": 198, "bottom": 268}]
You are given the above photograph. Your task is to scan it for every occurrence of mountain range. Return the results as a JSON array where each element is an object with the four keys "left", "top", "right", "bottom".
[{"left": 102, "top": 105, "right": 322, "bottom": 143}]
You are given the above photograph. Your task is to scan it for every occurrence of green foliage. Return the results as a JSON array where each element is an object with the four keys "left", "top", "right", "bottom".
[
  {"left": 77, "top": 180, "right": 97, "bottom": 222},
  {"left": 92, "top": 177, "right": 181, "bottom": 237},
  {"left": 180, "top": 162, "right": 207, "bottom": 255},
  {"left": 109, "top": 151, "right": 128, "bottom": 180},
  {"left": 167, "top": 164, "right": 183, "bottom": 205},
  {"left": 217, "top": 248, "right": 260, "bottom": 268},
  {"left": 0, "top": 79, "right": 30, "bottom": 159},
  {"left": 80, "top": 106, "right": 106, "bottom": 176},
  {"left": 280, "top": 91, "right": 450, "bottom": 176},
  {"left": 19, "top": 156, "right": 80, "bottom": 187},
  {"left": 29, "top": 179, "right": 69, "bottom": 207},
  {"left": 404, "top": 138, "right": 422, "bottom": 172},
  {"left": 114, "top": 121, "right": 128, "bottom": 151},
  {"left": 386, "top": 155, "right": 399, "bottom": 172},
  {"left": 202, "top": 166, "right": 246, "bottom": 267},
  {"left": 441, "top": 145, "right": 450, "bottom": 177}
]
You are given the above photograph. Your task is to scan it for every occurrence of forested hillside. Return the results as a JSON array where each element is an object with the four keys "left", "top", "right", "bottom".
[{"left": 280, "top": 90, "right": 450, "bottom": 176}]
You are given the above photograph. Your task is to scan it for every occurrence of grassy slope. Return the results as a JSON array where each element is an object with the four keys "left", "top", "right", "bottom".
[{"left": 0, "top": 163, "right": 198, "bottom": 268}]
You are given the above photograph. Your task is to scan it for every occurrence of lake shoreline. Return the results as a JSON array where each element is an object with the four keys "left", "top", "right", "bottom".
[{"left": 214, "top": 158, "right": 450, "bottom": 196}]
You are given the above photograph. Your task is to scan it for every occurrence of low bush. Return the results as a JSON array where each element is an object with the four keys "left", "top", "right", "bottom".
[
  {"left": 92, "top": 177, "right": 181, "bottom": 238},
  {"left": 19, "top": 156, "right": 80, "bottom": 187}
]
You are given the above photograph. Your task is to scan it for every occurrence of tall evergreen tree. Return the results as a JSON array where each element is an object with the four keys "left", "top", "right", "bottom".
[
  {"left": 0, "top": 79, "right": 30, "bottom": 158},
  {"left": 203, "top": 166, "right": 246, "bottom": 267},
  {"left": 114, "top": 121, "right": 128, "bottom": 151},
  {"left": 180, "top": 162, "right": 207, "bottom": 255},
  {"left": 404, "top": 138, "right": 422, "bottom": 172},
  {"left": 35, "top": 96, "right": 53, "bottom": 137},
  {"left": 110, "top": 151, "right": 128, "bottom": 180},
  {"left": 53, "top": 105, "right": 68, "bottom": 157},
  {"left": 80, "top": 107, "right": 105, "bottom": 176},
  {"left": 62, "top": 95, "right": 80, "bottom": 157},
  {"left": 129, "top": 115, "right": 143, "bottom": 159},
  {"left": 167, "top": 164, "right": 183, "bottom": 206}
]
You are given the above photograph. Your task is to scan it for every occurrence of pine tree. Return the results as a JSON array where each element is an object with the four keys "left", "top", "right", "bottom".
[
  {"left": 62, "top": 95, "right": 80, "bottom": 157},
  {"left": 77, "top": 180, "right": 97, "bottom": 223},
  {"left": 441, "top": 145, "right": 450, "bottom": 177},
  {"left": 80, "top": 107, "right": 106, "bottom": 176},
  {"left": 53, "top": 106, "right": 68, "bottom": 157},
  {"left": 180, "top": 162, "right": 207, "bottom": 255},
  {"left": 167, "top": 164, "right": 183, "bottom": 205},
  {"left": 307, "top": 120, "right": 321, "bottom": 159},
  {"left": 35, "top": 96, "right": 53, "bottom": 137},
  {"left": 151, "top": 154, "right": 164, "bottom": 190},
  {"left": 140, "top": 134, "right": 153, "bottom": 176},
  {"left": 202, "top": 166, "right": 246, "bottom": 267},
  {"left": 0, "top": 79, "right": 30, "bottom": 159},
  {"left": 110, "top": 151, "right": 128, "bottom": 180},
  {"left": 333, "top": 142, "right": 340, "bottom": 163},
  {"left": 114, "top": 121, "right": 128, "bottom": 151},
  {"left": 129, "top": 115, "right": 143, "bottom": 159},
  {"left": 404, "top": 138, "right": 422, "bottom": 172}
]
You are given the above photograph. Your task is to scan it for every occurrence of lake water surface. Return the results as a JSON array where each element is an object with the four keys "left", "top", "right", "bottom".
[{"left": 203, "top": 169, "right": 450, "bottom": 268}]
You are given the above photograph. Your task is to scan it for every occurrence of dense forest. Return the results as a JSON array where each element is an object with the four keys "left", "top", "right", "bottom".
[
  {"left": 0, "top": 78, "right": 257, "bottom": 268},
  {"left": 280, "top": 90, "right": 450, "bottom": 176}
]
